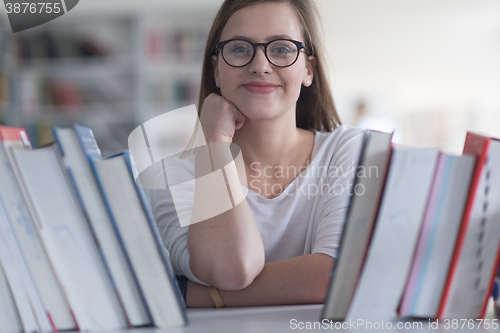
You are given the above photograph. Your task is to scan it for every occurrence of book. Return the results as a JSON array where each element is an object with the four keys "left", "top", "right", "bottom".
[
  {"left": 52, "top": 125, "right": 151, "bottom": 327},
  {"left": 91, "top": 152, "right": 187, "bottom": 329},
  {"left": 0, "top": 258, "right": 22, "bottom": 333},
  {"left": 0, "top": 191, "right": 57, "bottom": 333},
  {"left": 399, "top": 152, "right": 475, "bottom": 318},
  {"left": 438, "top": 132, "right": 500, "bottom": 319},
  {"left": 0, "top": 198, "right": 40, "bottom": 333},
  {"left": 345, "top": 145, "right": 439, "bottom": 321},
  {"left": 10, "top": 144, "right": 128, "bottom": 331},
  {"left": 322, "top": 130, "right": 393, "bottom": 321},
  {"left": 0, "top": 126, "right": 77, "bottom": 331}
]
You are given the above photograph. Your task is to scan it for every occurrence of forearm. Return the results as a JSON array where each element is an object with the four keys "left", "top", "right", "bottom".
[
  {"left": 186, "top": 253, "right": 334, "bottom": 307},
  {"left": 188, "top": 143, "right": 264, "bottom": 289},
  {"left": 188, "top": 200, "right": 264, "bottom": 289}
]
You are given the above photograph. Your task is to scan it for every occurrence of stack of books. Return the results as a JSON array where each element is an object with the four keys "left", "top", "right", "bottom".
[
  {"left": 323, "top": 129, "right": 500, "bottom": 322},
  {"left": 0, "top": 125, "right": 187, "bottom": 333}
]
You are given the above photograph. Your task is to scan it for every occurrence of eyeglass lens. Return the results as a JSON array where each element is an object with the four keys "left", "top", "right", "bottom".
[{"left": 222, "top": 40, "right": 299, "bottom": 67}]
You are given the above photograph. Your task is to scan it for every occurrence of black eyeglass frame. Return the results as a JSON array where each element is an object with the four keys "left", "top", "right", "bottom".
[{"left": 215, "top": 38, "right": 311, "bottom": 68}]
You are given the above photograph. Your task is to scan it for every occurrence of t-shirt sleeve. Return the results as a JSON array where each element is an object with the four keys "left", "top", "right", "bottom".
[
  {"left": 144, "top": 159, "right": 208, "bottom": 286},
  {"left": 311, "top": 127, "right": 365, "bottom": 258}
]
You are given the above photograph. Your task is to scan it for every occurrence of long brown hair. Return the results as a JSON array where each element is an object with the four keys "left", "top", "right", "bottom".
[{"left": 198, "top": 0, "right": 341, "bottom": 132}]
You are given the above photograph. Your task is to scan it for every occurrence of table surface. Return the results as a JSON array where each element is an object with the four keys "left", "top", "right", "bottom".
[{"left": 125, "top": 299, "right": 500, "bottom": 333}]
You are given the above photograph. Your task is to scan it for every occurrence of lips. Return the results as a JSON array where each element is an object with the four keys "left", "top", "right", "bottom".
[{"left": 242, "top": 81, "right": 279, "bottom": 94}]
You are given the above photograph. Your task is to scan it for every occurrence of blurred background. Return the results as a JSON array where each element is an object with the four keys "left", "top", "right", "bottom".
[{"left": 0, "top": 0, "right": 499, "bottom": 157}]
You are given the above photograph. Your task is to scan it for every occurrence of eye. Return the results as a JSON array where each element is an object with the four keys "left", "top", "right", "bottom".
[
  {"left": 272, "top": 46, "right": 292, "bottom": 54},
  {"left": 233, "top": 46, "right": 251, "bottom": 54},
  {"left": 226, "top": 42, "right": 252, "bottom": 55},
  {"left": 268, "top": 42, "right": 296, "bottom": 57}
]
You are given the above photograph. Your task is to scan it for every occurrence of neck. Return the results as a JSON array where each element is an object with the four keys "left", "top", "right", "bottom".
[{"left": 232, "top": 113, "right": 302, "bottom": 168}]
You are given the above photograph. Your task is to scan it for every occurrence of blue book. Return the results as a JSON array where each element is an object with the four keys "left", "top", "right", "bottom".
[{"left": 90, "top": 150, "right": 188, "bottom": 329}]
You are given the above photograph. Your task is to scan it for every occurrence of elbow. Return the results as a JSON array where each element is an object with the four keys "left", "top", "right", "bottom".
[
  {"left": 210, "top": 254, "right": 264, "bottom": 290},
  {"left": 191, "top": 253, "right": 264, "bottom": 290},
  {"left": 311, "top": 276, "right": 330, "bottom": 304},
  {"left": 308, "top": 255, "right": 335, "bottom": 304}
]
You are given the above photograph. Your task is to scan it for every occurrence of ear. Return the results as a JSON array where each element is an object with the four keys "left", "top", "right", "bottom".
[
  {"left": 212, "top": 54, "right": 219, "bottom": 86},
  {"left": 303, "top": 55, "right": 316, "bottom": 87}
]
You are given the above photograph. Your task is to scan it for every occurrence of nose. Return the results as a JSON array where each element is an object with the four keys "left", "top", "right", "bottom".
[{"left": 247, "top": 45, "right": 273, "bottom": 75}]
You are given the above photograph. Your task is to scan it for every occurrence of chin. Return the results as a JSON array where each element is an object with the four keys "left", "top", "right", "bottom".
[
  {"left": 241, "top": 107, "right": 284, "bottom": 121},
  {"left": 233, "top": 96, "right": 274, "bottom": 116}
]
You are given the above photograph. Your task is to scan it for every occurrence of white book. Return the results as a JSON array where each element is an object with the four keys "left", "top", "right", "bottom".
[
  {"left": 440, "top": 135, "right": 500, "bottom": 319},
  {"left": 0, "top": 196, "right": 53, "bottom": 332},
  {"left": 0, "top": 203, "right": 39, "bottom": 333},
  {"left": 0, "top": 260, "right": 22, "bottom": 333},
  {"left": 92, "top": 152, "right": 187, "bottom": 329},
  {"left": 11, "top": 144, "right": 127, "bottom": 332},
  {"left": 53, "top": 126, "right": 151, "bottom": 327},
  {"left": 400, "top": 153, "right": 475, "bottom": 318},
  {"left": 346, "top": 146, "right": 439, "bottom": 322},
  {"left": 0, "top": 130, "right": 77, "bottom": 331},
  {"left": 323, "top": 130, "right": 393, "bottom": 321}
]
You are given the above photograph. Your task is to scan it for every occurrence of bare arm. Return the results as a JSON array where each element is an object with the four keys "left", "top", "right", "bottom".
[
  {"left": 186, "top": 253, "right": 334, "bottom": 307},
  {"left": 187, "top": 94, "right": 265, "bottom": 290},
  {"left": 187, "top": 199, "right": 264, "bottom": 290}
]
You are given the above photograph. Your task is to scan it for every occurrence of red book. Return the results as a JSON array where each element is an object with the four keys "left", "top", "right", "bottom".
[
  {"left": 0, "top": 126, "right": 31, "bottom": 147},
  {"left": 438, "top": 132, "right": 500, "bottom": 319}
]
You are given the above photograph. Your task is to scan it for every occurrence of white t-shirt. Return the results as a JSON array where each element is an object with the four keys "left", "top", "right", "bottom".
[{"left": 145, "top": 125, "right": 364, "bottom": 285}]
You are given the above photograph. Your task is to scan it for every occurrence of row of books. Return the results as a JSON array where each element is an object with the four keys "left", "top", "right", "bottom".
[
  {"left": 323, "top": 130, "right": 500, "bottom": 321},
  {"left": 0, "top": 125, "right": 186, "bottom": 333},
  {"left": 0, "top": 71, "right": 9, "bottom": 116},
  {"left": 13, "top": 32, "right": 109, "bottom": 63},
  {"left": 146, "top": 77, "right": 199, "bottom": 109},
  {"left": 18, "top": 74, "right": 133, "bottom": 118},
  {"left": 146, "top": 26, "right": 207, "bottom": 62}
]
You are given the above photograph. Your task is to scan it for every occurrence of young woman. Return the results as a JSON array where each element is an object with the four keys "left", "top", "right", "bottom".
[{"left": 150, "top": 0, "right": 364, "bottom": 308}]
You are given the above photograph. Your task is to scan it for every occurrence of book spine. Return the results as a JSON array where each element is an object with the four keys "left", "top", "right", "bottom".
[
  {"left": 123, "top": 152, "right": 188, "bottom": 325},
  {"left": 88, "top": 156, "right": 154, "bottom": 327},
  {"left": 437, "top": 140, "right": 489, "bottom": 318},
  {"left": 53, "top": 141, "right": 131, "bottom": 326},
  {"left": 73, "top": 124, "right": 102, "bottom": 159},
  {"left": 478, "top": 147, "right": 500, "bottom": 319}
]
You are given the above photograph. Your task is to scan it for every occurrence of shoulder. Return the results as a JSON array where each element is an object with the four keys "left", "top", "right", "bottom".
[
  {"left": 314, "top": 125, "right": 365, "bottom": 147},
  {"left": 312, "top": 125, "right": 365, "bottom": 167}
]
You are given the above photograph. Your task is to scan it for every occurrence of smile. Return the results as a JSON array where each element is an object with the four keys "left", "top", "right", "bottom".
[{"left": 242, "top": 81, "right": 280, "bottom": 94}]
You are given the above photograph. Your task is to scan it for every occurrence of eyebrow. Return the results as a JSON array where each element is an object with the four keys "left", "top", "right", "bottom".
[{"left": 227, "top": 34, "right": 293, "bottom": 41}]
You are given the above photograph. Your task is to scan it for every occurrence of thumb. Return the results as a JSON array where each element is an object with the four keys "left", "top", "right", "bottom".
[{"left": 233, "top": 111, "right": 246, "bottom": 131}]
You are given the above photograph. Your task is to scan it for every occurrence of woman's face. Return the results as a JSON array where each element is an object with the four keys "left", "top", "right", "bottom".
[{"left": 212, "top": 2, "right": 315, "bottom": 122}]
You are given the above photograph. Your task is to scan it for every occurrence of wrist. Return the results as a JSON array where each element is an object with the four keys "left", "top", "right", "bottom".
[
  {"left": 185, "top": 280, "right": 216, "bottom": 308},
  {"left": 205, "top": 135, "right": 232, "bottom": 143},
  {"left": 207, "top": 286, "right": 225, "bottom": 308}
]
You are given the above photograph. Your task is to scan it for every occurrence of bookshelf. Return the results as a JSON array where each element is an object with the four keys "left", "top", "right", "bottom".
[
  {"left": 0, "top": 8, "right": 217, "bottom": 157},
  {"left": 0, "top": 15, "right": 11, "bottom": 125}
]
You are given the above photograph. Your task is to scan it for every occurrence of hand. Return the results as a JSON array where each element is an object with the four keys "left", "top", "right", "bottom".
[{"left": 199, "top": 93, "right": 246, "bottom": 143}]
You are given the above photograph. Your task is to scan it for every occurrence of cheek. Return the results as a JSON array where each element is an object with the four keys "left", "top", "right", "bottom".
[
  {"left": 283, "top": 72, "right": 305, "bottom": 97},
  {"left": 219, "top": 70, "right": 241, "bottom": 92}
]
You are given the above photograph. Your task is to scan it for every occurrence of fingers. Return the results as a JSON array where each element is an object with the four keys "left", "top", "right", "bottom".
[{"left": 200, "top": 93, "right": 246, "bottom": 143}]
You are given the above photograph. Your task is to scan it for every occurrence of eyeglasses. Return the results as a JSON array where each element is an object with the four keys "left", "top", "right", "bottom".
[{"left": 215, "top": 39, "right": 310, "bottom": 68}]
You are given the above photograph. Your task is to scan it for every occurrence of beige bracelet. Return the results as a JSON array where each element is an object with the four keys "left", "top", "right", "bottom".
[{"left": 207, "top": 286, "right": 224, "bottom": 308}]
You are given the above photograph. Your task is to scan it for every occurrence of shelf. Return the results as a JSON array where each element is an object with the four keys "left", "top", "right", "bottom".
[
  {"left": 144, "top": 63, "right": 203, "bottom": 76},
  {"left": 2, "top": 8, "right": 217, "bottom": 152},
  {"left": 15, "top": 55, "right": 135, "bottom": 76}
]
